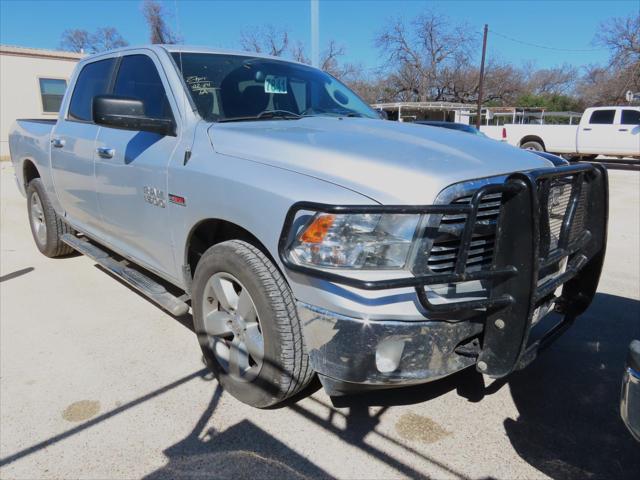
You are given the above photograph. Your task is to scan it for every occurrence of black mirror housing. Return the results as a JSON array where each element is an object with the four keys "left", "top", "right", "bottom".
[{"left": 92, "top": 95, "right": 175, "bottom": 136}]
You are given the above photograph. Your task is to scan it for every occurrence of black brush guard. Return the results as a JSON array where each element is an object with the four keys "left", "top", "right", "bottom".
[{"left": 279, "top": 163, "right": 608, "bottom": 378}]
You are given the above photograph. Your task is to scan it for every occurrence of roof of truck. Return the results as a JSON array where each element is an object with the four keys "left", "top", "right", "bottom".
[{"left": 75, "top": 44, "right": 308, "bottom": 67}]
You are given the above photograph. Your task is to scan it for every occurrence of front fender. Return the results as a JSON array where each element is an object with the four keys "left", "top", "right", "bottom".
[{"left": 167, "top": 146, "right": 376, "bottom": 288}]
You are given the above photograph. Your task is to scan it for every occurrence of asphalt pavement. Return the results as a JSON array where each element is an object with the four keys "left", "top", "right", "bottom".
[{"left": 1, "top": 162, "right": 638, "bottom": 479}]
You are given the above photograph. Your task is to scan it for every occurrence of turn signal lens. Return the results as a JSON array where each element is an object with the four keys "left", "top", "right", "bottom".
[{"left": 299, "top": 214, "right": 335, "bottom": 243}]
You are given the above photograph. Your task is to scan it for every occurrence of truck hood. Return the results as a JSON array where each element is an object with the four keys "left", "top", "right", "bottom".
[{"left": 208, "top": 117, "right": 553, "bottom": 204}]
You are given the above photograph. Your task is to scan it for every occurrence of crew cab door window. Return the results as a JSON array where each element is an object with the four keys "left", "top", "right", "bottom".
[
  {"left": 113, "top": 54, "right": 173, "bottom": 120},
  {"left": 589, "top": 109, "right": 615, "bottom": 124},
  {"left": 68, "top": 58, "right": 116, "bottom": 121},
  {"left": 621, "top": 109, "right": 640, "bottom": 125}
]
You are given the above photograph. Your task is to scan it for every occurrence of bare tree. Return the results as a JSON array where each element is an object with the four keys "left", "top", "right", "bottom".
[
  {"left": 240, "top": 30, "right": 355, "bottom": 80},
  {"left": 524, "top": 64, "right": 577, "bottom": 96},
  {"left": 240, "top": 25, "right": 289, "bottom": 56},
  {"left": 60, "top": 27, "right": 128, "bottom": 53},
  {"left": 595, "top": 13, "right": 640, "bottom": 68},
  {"left": 348, "top": 74, "right": 397, "bottom": 104},
  {"left": 291, "top": 41, "right": 309, "bottom": 63},
  {"left": 575, "top": 13, "right": 640, "bottom": 105},
  {"left": 91, "top": 27, "right": 129, "bottom": 52},
  {"left": 60, "top": 29, "right": 92, "bottom": 53},
  {"left": 143, "top": 0, "right": 180, "bottom": 44},
  {"left": 376, "top": 11, "right": 476, "bottom": 101},
  {"left": 319, "top": 40, "right": 358, "bottom": 79},
  {"left": 577, "top": 63, "right": 640, "bottom": 105}
]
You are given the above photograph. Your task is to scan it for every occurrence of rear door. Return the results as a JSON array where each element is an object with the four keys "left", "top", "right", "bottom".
[
  {"left": 616, "top": 108, "right": 640, "bottom": 157},
  {"left": 94, "top": 52, "right": 180, "bottom": 278},
  {"left": 51, "top": 57, "right": 116, "bottom": 234},
  {"left": 577, "top": 108, "right": 616, "bottom": 155}
]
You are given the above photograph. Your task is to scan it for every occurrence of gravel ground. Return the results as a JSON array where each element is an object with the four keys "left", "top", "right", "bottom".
[{"left": 1, "top": 162, "right": 638, "bottom": 480}]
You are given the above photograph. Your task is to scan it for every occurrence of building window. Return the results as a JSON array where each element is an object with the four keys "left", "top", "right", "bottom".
[{"left": 39, "top": 78, "right": 67, "bottom": 113}]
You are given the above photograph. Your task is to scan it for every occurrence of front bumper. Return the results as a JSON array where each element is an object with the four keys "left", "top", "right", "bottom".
[
  {"left": 283, "top": 164, "right": 608, "bottom": 390},
  {"left": 297, "top": 302, "right": 481, "bottom": 389}
]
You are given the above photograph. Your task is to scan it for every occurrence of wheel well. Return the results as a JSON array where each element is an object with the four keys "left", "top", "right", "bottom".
[
  {"left": 519, "top": 136, "right": 545, "bottom": 150},
  {"left": 185, "top": 219, "right": 276, "bottom": 280},
  {"left": 23, "top": 159, "right": 40, "bottom": 187}
]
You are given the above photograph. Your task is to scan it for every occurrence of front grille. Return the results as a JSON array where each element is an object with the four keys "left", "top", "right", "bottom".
[
  {"left": 422, "top": 175, "right": 588, "bottom": 276},
  {"left": 425, "top": 193, "right": 501, "bottom": 274},
  {"left": 427, "top": 234, "right": 495, "bottom": 273}
]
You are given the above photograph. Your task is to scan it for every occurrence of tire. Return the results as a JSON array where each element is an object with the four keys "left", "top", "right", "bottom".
[
  {"left": 192, "top": 240, "right": 313, "bottom": 408},
  {"left": 521, "top": 140, "right": 544, "bottom": 152},
  {"left": 580, "top": 155, "right": 598, "bottom": 161},
  {"left": 26, "top": 178, "right": 74, "bottom": 258}
]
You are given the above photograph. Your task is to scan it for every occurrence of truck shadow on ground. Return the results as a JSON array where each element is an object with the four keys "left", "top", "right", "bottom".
[
  {"left": 27, "top": 261, "right": 636, "bottom": 479},
  {"left": 503, "top": 292, "right": 640, "bottom": 480},
  {"left": 146, "top": 291, "right": 638, "bottom": 480}
]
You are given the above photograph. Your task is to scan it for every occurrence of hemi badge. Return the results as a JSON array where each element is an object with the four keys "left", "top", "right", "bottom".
[{"left": 169, "top": 194, "right": 186, "bottom": 206}]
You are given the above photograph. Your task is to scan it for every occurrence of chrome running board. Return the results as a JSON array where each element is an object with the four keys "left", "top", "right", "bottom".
[{"left": 61, "top": 234, "right": 189, "bottom": 316}]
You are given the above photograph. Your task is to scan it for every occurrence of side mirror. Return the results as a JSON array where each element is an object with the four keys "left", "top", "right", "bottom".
[{"left": 92, "top": 95, "right": 175, "bottom": 136}]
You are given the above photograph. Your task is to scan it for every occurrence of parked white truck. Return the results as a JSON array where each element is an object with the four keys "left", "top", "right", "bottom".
[{"left": 481, "top": 106, "right": 640, "bottom": 159}]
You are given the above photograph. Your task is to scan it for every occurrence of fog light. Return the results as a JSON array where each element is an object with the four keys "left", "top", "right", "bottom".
[{"left": 375, "top": 338, "right": 406, "bottom": 373}]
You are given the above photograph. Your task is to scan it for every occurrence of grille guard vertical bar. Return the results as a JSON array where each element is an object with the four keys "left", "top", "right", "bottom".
[{"left": 479, "top": 163, "right": 607, "bottom": 377}]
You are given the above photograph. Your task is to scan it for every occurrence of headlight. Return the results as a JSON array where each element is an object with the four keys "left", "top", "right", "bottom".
[{"left": 287, "top": 212, "right": 421, "bottom": 269}]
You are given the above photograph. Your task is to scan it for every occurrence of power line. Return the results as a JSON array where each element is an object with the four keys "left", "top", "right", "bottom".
[{"left": 489, "top": 29, "right": 608, "bottom": 53}]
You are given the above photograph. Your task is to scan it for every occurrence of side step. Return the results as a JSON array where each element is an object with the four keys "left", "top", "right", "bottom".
[{"left": 61, "top": 234, "right": 190, "bottom": 317}]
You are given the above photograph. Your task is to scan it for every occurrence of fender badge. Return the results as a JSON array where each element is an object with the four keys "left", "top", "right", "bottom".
[{"left": 169, "top": 194, "right": 186, "bottom": 206}]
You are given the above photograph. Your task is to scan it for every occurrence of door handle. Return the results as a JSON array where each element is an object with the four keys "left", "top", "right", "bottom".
[
  {"left": 582, "top": 128, "right": 592, "bottom": 131},
  {"left": 96, "top": 147, "right": 115, "bottom": 159},
  {"left": 618, "top": 128, "right": 628, "bottom": 132},
  {"left": 51, "top": 137, "right": 65, "bottom": 148}
]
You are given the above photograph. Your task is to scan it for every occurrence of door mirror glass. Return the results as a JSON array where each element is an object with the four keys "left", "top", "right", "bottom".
[{"left": 92, "top": 95, "right": 175, "bottom": 136}]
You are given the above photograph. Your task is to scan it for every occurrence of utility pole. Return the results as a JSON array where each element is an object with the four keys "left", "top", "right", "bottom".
[
  {"left": 476, "top": 24, "right": 488, "bottom": 129},
  {"left": 311, "top": 0, "right": 319, "bottom": 68}
]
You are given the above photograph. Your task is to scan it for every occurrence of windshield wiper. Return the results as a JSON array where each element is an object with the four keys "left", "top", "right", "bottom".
[
  {"left": 218, "top": 110, "right": 302, "bottom": 123},
  {"left": 301, "top": 107, "right": 363, "bottom": 118},
  {"left": 258, "top": 110, "right": 302, "bottom": 119}
]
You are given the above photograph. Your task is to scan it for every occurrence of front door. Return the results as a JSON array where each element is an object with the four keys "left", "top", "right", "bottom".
[
  {"left": 616, "top": 109, "right": 640, "bottom": 157},
  {"left": 577, "top": 108, "right": 616, "bottom": 155},
  {"left": 94, "top": 53, "right": 180, "bottom": 278}
]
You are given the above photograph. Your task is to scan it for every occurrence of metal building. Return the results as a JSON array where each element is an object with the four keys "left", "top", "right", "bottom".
[{"left": 0, "top": 45, "right": 83, "bottom": 159}]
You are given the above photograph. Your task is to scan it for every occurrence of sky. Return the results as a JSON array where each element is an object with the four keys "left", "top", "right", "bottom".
[{"left": 1, "top": 0, "right": 638, "bottom": 71}]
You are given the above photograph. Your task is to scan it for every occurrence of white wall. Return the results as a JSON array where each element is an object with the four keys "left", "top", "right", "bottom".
[{"left": 0, "top": 53, "right": 78, "bottom": 158}]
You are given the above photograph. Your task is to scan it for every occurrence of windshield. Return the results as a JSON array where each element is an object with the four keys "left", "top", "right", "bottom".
[{"left": 171, "top": 52, "right": 378, "bottom": 122}]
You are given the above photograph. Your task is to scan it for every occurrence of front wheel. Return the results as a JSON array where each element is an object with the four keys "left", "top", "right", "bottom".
[{"left": 192, "top": 240, "right": 313, "bottom": 408}]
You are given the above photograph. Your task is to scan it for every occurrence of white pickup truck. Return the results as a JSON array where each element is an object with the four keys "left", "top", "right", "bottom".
[{"left": 481, "top": 106, "right": 640, "bottom": 159}]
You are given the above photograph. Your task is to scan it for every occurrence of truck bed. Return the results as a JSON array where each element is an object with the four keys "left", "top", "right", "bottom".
[
  {"left": 481, "top": 124, "right": 578, "bottom": 154},
  {"left": 8, "top": 119, "right": 56, "bottom": 196}
]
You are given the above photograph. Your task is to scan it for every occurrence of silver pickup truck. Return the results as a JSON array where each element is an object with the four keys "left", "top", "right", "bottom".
[{"left": 9, "top": 45, "right": 608, "bottom": 408}]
